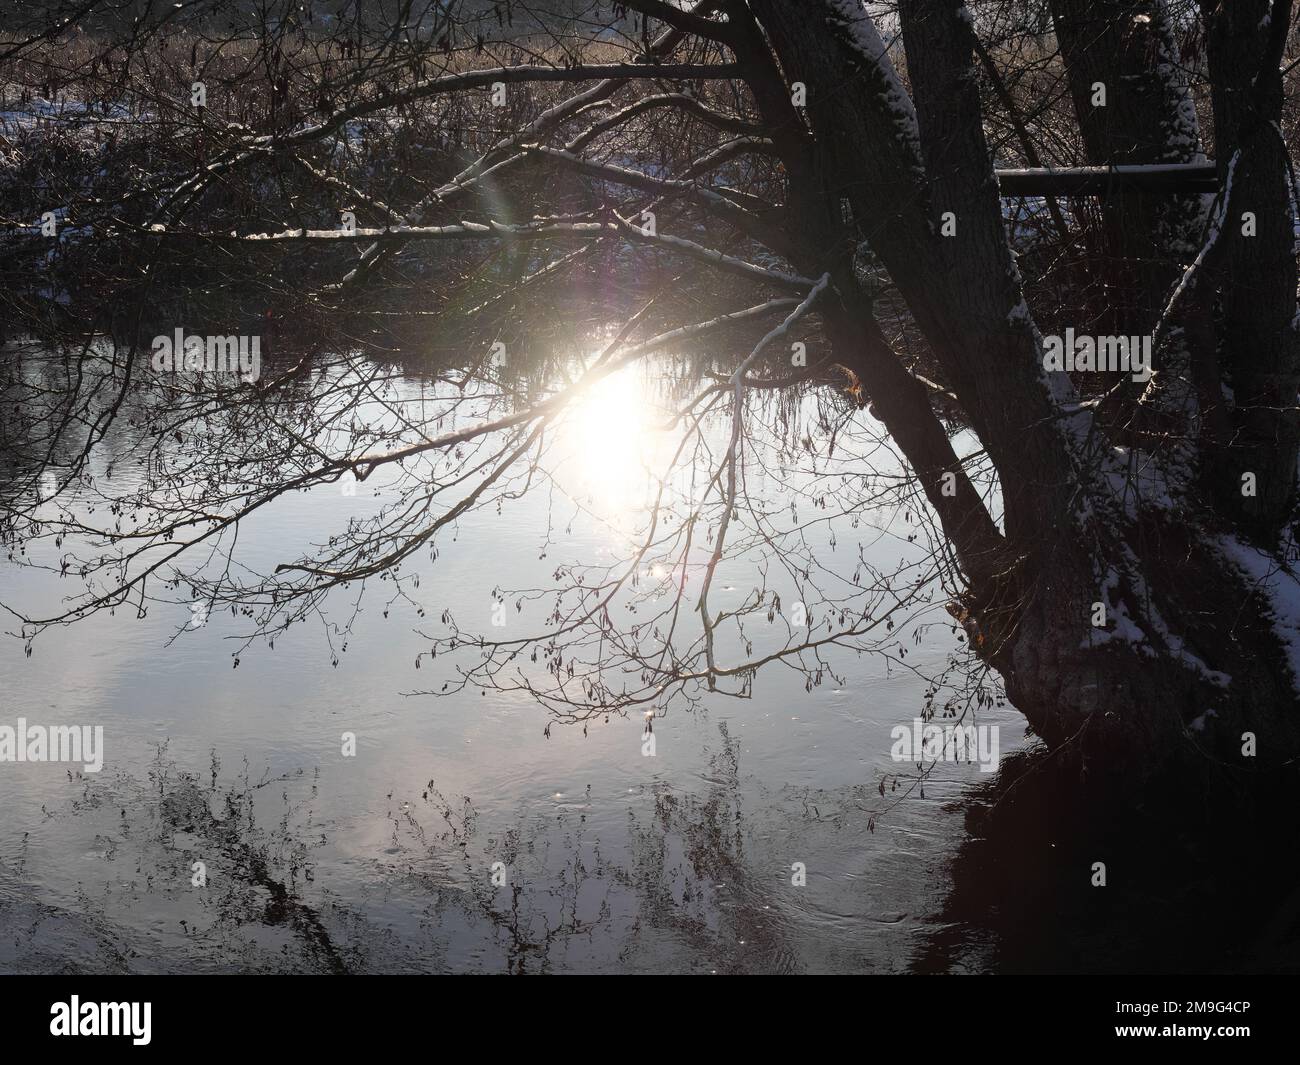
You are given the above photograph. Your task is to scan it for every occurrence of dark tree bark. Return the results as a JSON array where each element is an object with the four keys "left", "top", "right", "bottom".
[
  {"left": 1050, "top": 0, "right": 1208, "bottom": 335},
  {"left": 734, "top": 0, "right": 1300, "bottom": 785},
  {"left": 1194, "top": 0, "right": 1300, "bottom": 538}
]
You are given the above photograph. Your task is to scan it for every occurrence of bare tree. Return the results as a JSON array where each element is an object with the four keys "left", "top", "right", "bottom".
[{"left": 1, "top": 0, "right": 1298, "bottom": 793}]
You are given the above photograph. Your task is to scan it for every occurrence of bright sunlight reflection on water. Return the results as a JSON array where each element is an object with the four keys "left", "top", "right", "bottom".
[{"left": 558, "top": 362, "right": 677, "bottom": 525}]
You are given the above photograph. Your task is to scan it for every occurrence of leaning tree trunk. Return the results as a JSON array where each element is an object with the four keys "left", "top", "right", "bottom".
[{"left": 740, "top": 0, "right": 1300, "bottom": 787}]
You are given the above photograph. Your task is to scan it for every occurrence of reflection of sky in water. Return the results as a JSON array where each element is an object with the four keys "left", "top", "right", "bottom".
[{"left": 0, "top": 352, "right": 1028, "bottom": 974}]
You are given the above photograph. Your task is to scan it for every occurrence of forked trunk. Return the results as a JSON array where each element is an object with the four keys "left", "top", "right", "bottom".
[{"left": 741, "top": 0, "right": 1300, "bottom": 787}]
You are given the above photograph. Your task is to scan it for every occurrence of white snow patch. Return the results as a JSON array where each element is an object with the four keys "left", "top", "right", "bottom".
[
  {"left": 822, "top": 0, "right": 924, "bottom": 170},
  {"left": 1219, "top": 534, "right": 1300, "bottom": 693},
  {"left": 1086, "top": 567, "right": 1149, "bottom": 649}
]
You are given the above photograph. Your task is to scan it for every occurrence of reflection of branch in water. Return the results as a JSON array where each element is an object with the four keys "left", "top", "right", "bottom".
[
  {"left": 388, "top": 779, "right": 620, "bottom": 974},
  {"left": 12, "top": 725, "right": 992, "bottom": 973},
  {"left": 151, "top": 750, "right": 348, "bottom": 973},
  {"left": 34, "top": 743, "right": 355, "bottom": 973},
  {"left": 633, "top": 724, "right": 802, "bottom": 975},
  {"left": 383, "top": 722, "right": 803, "bottom": 973},
  {"left": 0, "top": 848, "right": 135, "bottom": 975}
]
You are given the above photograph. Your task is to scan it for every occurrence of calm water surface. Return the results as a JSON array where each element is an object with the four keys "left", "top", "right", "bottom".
[{"left": 0, "top": 348, "right": 1033, "bottom": 973}]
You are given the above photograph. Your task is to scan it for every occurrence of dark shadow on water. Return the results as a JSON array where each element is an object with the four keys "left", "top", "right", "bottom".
[{"left": 913, "top": 748, "right": 1300, "bottom": 974}]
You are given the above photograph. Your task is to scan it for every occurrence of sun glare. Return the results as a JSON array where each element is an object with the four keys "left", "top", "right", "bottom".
[{"left": 561, "top": 364, "right": 671, "bottom": 524}]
